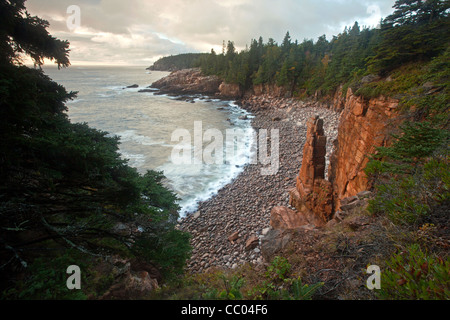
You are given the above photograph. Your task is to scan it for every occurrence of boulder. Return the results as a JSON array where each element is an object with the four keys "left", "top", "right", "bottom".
[
  {"left": 270, "top": 206, "right": 309, "bottom": 230},
  {"left": 260, "top": 229, "right": 292, "bottom": 262},
  {"left": 245, "top": 235, "right": 259, "bottom": 251}
]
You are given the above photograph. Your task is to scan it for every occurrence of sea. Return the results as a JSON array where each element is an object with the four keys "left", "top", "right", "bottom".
[{"left": 42, "top": 65, "right": 255, "bottom": 218}]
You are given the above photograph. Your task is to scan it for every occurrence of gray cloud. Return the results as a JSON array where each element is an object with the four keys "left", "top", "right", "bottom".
[{"left": 25, "top": 0, "right": 396, "bottom": 66}]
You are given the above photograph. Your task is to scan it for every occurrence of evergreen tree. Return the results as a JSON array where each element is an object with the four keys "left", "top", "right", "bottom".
[
  {"left": 0, "top": 0, "right": 191, "bottom": 298},
  {"left": 0, "top": 0, "right": 70, "bottom": 68},
  {"left": 368, "top": 0, "right": 450, "bottom": 74}
]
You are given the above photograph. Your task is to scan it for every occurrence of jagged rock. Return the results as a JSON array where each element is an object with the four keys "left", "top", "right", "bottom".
[
  {"left": 289, "top": 116, "right": 334, "bottom": 226},
  {"left": 329, "top": 87, "right": 400, "bottom": 209}
]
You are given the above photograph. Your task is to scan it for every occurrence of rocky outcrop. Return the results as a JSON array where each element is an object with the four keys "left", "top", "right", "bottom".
[
  {"left": 253, "top": 83, "right": 288, "bottom": 97},
  {"left": 289, "top": 116, "right": 334, "bottom": 227},
  {"left": 219, "top": 82, "right": 242, "bottom": 99},
  {"left": 284, "top": 88, "right": 399, "bottom": 227},
  {"left": 328, "top": 88, "right": 400, "bottom": 209},
  {"left": 270, "top": 206, "right": 309, "bottom": 230},
  {"left": 98, "top": 257, "right": 161, "bottom": 300},
  {"left": 151, "top": 68, "right": 222, "bottom": 95}
]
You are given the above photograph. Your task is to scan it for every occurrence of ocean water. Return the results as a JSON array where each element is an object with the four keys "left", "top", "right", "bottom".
[{"left": 43, "top": 65, "right": 255, "bottom": 217}]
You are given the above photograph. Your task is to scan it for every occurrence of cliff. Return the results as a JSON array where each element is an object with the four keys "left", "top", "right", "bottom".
[
  {"left": 256, "top": 85, "right": 400, "bottom": 226},
  {"left": 287, "top": 87, "right": 400, "bottom": 225},
  {"left": 328, "top": 88, "right": 400, "bottom": 210}
]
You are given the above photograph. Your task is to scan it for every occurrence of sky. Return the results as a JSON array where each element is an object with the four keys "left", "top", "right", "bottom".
[{"left": 25, "top": 0, "right": 397, "bottom": 66}]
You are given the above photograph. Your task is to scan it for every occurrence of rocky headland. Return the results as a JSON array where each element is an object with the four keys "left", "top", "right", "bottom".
[{"left": 150, "top": 68, "right": 222, "bottom": 96}]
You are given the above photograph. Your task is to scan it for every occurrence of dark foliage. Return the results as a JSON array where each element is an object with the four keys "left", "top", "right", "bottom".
[{"left": 0, "top": 0, "right": 191, "bottom": 299}]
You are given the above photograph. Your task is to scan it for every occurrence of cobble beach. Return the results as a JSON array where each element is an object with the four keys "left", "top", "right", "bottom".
[{"left": 179, "top": 96, "right": 340, "bottom": 273}]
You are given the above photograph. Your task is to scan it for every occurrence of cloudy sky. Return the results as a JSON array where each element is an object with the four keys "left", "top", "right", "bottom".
[{"left": 26, "top": 0, "right": 396, "bottom": 66}]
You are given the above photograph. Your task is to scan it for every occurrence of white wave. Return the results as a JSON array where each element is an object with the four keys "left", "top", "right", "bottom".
[
  {"left": 159, "top": 100, "right": 256, "bottom": 218},
  {"left": 119, "top": 151, "right": 146, "bottom": 168},
  {"left": 116, "top": 130, "right": 165, "bottom": 146}
]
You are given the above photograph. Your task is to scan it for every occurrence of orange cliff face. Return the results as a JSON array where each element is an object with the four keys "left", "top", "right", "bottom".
[
  {"left": 286, "top": 88, "right": 401, "bottom": 228},
  {"left": 328, "top": 88, "right": 401, "bottom": 210}
]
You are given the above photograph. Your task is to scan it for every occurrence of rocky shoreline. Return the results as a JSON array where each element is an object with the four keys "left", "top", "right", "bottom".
[{"left": 178, "top": 95, "right": 340, "bottom": 273}]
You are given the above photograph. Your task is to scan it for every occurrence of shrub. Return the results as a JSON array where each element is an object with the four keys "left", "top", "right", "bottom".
[
  {"left": 251, "top": 256, "right": 323, "bottom": 300},
  {"left": 202, "top": 274, "right": 245, "bottom": 300},
  {"left": 366, "top": 121, "right": 449, "bottom": 226},
  {"left": 378, "top": 244, "right": 450, "bottom": 300}
]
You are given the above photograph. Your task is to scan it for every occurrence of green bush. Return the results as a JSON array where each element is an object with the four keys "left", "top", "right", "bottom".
[
  {"left": 202, "top": 275, "right": 245, "bottom": 300},
  {"left": 366, "top": 121, "right": 449, "bottom": 226},
  {"left": 3, "top": 250, "right": 88, "bottom": 300},
  {"left": 251, "top": 256, "right": 323, "bottom": 300},
  {"left": 369, "top": 177, "right": 431, "bottom": 225},
  {"left": 378, "top": 244, "right": 450, "bottom": 300},
  {"left": 265, "top": 256, "right": 292, "bottom": 282}
]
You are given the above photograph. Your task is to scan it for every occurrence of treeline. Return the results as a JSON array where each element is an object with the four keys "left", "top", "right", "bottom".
[
  {"left": 0, "top": 0, "right": 191, "bottom": 299},
  {"left": 148, "top": 53, "right": 206, "bottom": 71},
  {"left": 199, "top": 0, "right": 449, "bottom": 97}
]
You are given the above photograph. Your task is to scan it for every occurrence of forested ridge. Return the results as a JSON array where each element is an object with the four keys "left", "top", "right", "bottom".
[
  {"left": 197, "top": 0, "right": 449, "bottom": 100},
  {"left": 148, "top": 53, "right": 207, "bottom": 71}
]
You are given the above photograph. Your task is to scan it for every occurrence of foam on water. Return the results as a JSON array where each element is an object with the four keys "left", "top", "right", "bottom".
[
  {"left": 158, "top": 100, "right": 256, "bottom": 217},
  {"left": 116, "top": 130, "right": 165, "bottom": 146}
]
